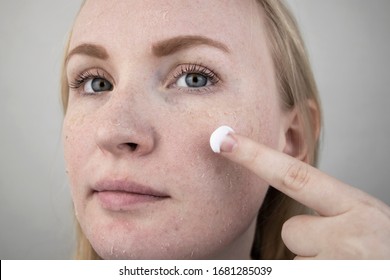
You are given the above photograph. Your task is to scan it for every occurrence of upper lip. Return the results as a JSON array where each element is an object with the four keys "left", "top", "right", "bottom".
[{"left": 93, "top": 179, "right": 170, "bottom": 198}]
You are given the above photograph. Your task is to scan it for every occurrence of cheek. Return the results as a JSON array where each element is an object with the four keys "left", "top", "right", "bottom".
[
  {"left": 62, "top": 111, "right": 94, "bottom": 191},
  {"left": 159, "top": 112, "right": 269, "bottom": 223},
  {"left": 163, "top": 94, "right": 279, "bottom": 211}
]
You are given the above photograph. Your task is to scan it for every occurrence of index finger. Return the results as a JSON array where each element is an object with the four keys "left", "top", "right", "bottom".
[{"left": 214, "top": 130, "right": 361, "bottom": 217}]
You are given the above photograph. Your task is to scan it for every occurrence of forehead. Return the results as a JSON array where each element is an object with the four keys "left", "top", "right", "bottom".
[{"left": 70, "top": 0, "right": 266, "bottom": 53}]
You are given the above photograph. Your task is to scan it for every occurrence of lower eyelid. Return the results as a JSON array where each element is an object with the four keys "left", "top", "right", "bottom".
[{"left": 175, "top": 87, "right": 213, "bottom": 94}]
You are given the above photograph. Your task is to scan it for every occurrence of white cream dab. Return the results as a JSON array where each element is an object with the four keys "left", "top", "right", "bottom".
[{"left": 210, "top": 125, "right": 234, "bottom": 153}]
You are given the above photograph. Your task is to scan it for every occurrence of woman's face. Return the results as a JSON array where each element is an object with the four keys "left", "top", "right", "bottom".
[{"left": 64, "top": 0, "right": 287, "bottom": 259}]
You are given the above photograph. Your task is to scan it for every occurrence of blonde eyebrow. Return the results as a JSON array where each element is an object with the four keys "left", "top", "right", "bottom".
[
  {"left": 152, "top": 35, "right": 229, "bottom": 57},
  {"left": 66, "top": 43, "right": 109, "bottom": 64}
]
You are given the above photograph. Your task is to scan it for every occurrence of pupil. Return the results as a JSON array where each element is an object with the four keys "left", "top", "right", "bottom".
[{"left": 186, "top": 74, "right": 207, "bottom": 87}]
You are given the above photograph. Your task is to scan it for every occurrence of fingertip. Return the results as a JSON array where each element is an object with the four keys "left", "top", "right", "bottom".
[
  {"left": 220, "top": 133, "right": 238, "bottom": 153},
  {"left": 210, "top": 125, "right": 235, "bottom": 153}
]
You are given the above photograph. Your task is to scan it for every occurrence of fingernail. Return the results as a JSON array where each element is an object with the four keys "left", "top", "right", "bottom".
[
  {"left": 210, "top": 125, "right": 236, "bottom": 153},
  {"left": 220, "top": 134, "right": 237, "bottom": 153}
]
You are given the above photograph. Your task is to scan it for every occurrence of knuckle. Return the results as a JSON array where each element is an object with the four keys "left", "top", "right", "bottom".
[{"left": 282, "top": 161, "right": 311, "bottom": 190}]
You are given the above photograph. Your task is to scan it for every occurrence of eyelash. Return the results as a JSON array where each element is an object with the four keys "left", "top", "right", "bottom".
[
  {"left": 68, "top": 63, "right": 220, "bottom": 95},
  {"left": 68, "top": 69, "right": 110, "bottom": 91},
  {"left": 171, "top": 63, "right": 220, "bottom": 91}
]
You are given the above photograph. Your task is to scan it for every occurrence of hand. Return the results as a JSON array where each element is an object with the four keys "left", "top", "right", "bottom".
[{"left": 218, "top": 131, "right": 390, "bottom": 259}]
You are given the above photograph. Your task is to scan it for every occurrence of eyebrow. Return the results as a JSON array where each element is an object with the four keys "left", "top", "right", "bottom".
[
  {"left": 152, "top": 35, "right": 229, "bottom": 57},
  {"left": 66, "top": 43, "right": 109, "bottom": 63}
]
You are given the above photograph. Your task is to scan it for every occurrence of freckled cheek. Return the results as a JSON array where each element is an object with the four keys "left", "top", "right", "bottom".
[
  {"left": 160, "top": 102, "right": 272, "bottom": 210},
  {"left": 160, "top": 116, "right": 266, "bottom": 208},
  {"left": 237, "top": 102, "right": 281, "bottom": 148},
  {"left": 62, "top": 113, "right": 95, "bottom": 184},
  {"left": 188, "top": 96, "right": 279, "bottom": 148}
]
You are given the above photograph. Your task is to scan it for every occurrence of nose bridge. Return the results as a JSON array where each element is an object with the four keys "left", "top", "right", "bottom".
[
  {"left": 106, "top": 89, "right": 136, "bottom": 125},
  {"left": 94, "top": 83, "right": 157, "bottom": 157},
  {"left": 110, "top": 69, "right": 157, "bottom": 116}
]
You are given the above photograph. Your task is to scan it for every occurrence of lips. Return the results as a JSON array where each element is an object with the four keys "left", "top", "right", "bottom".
[{"left": 92, "top": 179, "right": 169, "bottom": 211}]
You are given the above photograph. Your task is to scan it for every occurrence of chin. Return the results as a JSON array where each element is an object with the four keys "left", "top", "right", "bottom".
[
  {"left": 80, "top": 218, "right": 183, "bottom": 259},
  {"left": 84, "top": 222, "right": 231, "bottom": 260},
  {"left": 91, "top": 238, "right": 203, "bottom": 260}
]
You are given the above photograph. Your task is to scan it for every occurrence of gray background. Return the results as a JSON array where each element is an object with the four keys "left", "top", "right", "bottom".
[{"left": 0, "top": 0, "right": 389, "bottom": 259}]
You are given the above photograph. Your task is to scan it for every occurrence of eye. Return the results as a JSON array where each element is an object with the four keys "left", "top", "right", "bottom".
[
  {"left": 69, "top": 69, "right": 114, "bottom": 95},
  {"left": 84, "top": 77, "right": 113, "bottom": 94},
  {"left": 176, "top": 73, "right": 210, "bottom": 88},
  {"left": 170, "top": 63, "right": 220, "bottom": 91}
]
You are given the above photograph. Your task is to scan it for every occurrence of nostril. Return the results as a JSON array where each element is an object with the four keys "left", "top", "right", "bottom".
[{"left": 127, "top": 143, "right": 138, "bottom": 151}]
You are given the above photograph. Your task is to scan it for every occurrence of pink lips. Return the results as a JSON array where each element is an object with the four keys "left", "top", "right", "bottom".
[{"left": 93, "top": 179, "right": 169, "bottom": 211}]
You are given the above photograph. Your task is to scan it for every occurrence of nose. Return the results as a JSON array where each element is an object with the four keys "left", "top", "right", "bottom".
[{"left": 94, "top": 97, "right": 157, "bottom": 158}]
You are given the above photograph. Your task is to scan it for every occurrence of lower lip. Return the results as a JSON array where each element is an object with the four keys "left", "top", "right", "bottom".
[{"left": 95, "top": 191, "right": 166, "bottom": 211}]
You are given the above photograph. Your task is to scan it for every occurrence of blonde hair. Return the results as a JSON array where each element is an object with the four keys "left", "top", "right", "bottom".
[
  {"left": 250, "top": 0, "right": 321, "bottom": 259},
  {"left": 61, "top": 0, "right": 321, "bottom": 260}
]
